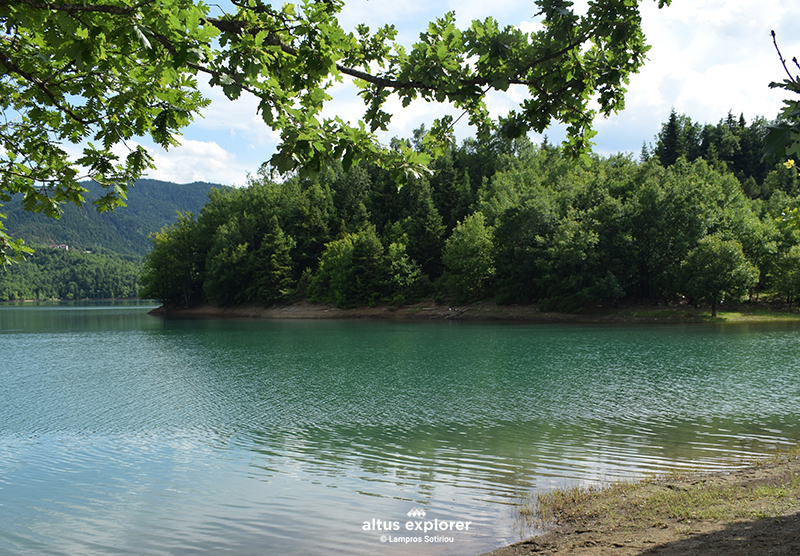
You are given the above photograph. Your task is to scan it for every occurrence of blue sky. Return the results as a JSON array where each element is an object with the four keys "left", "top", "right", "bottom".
[{"left": 135, "top": 0, "right": 800, "bottom": 185}]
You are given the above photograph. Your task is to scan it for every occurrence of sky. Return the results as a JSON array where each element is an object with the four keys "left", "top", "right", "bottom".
[{"left": 137, "top": 0, "right": 800, "bottom": 186}]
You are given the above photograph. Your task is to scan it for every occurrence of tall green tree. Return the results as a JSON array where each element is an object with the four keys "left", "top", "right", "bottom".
[
  {"left": 492, "top": 195, "right": 557, "bottom": 304},
  {"left": 139, "top": 212, "right": 203, "bottom": 307},
  {"left": 1, "top": 0, "right": 671, "bottom": 263},
  {"left": 385, "top": 240, "right": 428, "bottom": 305},
  {"left": 680, "top": 235, "right": 759, "bottom": 317},
  {"left": 772, "top": 244, "right": 800, "bottom": 304},
  {"left": 308, "top": 226, "right": 387, "bottom": 308},
  {"left": 440, "top": 212, "right": 495, "bottom": 303},
  {"left": 630, "top": 158, "right": 745, "bottom": 302},
  {"left": 653, "top": 109, "right": 683, "bottom": 166},
  {"left": 246, "top": 217, "right": 296, "bottom": 305}
]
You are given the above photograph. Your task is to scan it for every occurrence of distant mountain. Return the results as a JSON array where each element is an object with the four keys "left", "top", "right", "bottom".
[{"left": 4, "top": 179, "right": 225, "bottom": 256}]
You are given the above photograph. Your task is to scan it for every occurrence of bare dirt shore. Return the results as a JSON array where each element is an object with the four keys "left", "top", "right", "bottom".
[
  {"left": 480, "top": 453, "right": 800, "bottom": 556},
  {"left": 149, "top": 300, "right": 591, "bottom": 321},
  {"left": 149, "top": 300, "right": 800, "bottom": 323}
]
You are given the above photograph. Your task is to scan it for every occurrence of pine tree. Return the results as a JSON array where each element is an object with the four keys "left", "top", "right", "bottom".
[{"left": 654, "top": 109, "right": 681, "bottom": 166}]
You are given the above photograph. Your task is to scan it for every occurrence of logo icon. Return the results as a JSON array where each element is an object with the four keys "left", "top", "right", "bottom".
[{"left": 407, "top": 507, "right": 427, "bottom": 518}]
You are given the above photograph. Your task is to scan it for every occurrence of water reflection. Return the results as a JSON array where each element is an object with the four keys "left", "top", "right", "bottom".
[
  {"left": 1, "top": 307, "right": 800, "bottom": 555},
  {"left": 0, "top": 300, "right": 161, "bottom": 332}
]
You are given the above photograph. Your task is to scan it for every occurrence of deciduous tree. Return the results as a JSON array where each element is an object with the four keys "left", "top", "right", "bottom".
[
  {"left": 680, "top": 234, "right": 759, "bottom": 317},
  {"left": 1, "top": 0, "right": 670, "bottom": 263},
  {"left": 441, "top": 211, "right": 495, "bottom": 303}
]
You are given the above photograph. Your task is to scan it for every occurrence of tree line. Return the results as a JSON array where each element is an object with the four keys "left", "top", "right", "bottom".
[{"left": 139, "top": 111, "right": 800, "bottom": 314}]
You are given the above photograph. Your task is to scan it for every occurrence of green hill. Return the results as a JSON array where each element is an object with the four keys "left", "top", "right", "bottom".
[
  {"left": 0, "top": 248, "right": 143, "bottom": 301},
  {"left": 4, "top": 179, "right": 224, "bottom": 256}
]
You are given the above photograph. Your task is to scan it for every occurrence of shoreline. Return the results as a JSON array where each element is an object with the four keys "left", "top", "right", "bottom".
[
  {"left": 149, "top": 299, "right": 800, "bottom": 324},
  {"left": 480, "top": 450, "right": 800, "bottom": 556}
]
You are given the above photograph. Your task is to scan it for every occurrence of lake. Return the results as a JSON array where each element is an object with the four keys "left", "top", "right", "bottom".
[{"left": 1, "top": 302, "right": 799, "bottom": 555}]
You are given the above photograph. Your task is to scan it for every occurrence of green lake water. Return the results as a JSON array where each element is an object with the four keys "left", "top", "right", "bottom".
[{"left": 1, "top": 302, "right": 799, "bottom": 555}]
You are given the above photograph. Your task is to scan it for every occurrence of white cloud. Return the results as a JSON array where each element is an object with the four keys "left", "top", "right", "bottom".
[
  {"left": 56, "top": 137, "right": 249, "bottom": 187},
  {"left": 519, "top": 20, "right": 544, "bottom": 34},
  {"left": 144, "top": 139, "right": 249, "bottom": 186},
  {"left": 145, "top": 0, "right": 800, "bottom": 180},
  {"left": 192, "top": 81, "right": 281, "bottom": 148},
  {"left": 591, "top": 0, "right": 800, "bottom": 154},
  {"left": 445, "top": 0, "right": 533, "bottom": 27}
]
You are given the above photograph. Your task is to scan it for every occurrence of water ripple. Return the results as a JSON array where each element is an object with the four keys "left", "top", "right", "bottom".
[{"left": 3, "top": 312, "right": 800, "bottom": 555}]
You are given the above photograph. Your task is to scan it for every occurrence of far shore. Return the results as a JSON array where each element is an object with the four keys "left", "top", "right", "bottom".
[{"left": 148, "top": 299, "right": 800, "bottom": 324}]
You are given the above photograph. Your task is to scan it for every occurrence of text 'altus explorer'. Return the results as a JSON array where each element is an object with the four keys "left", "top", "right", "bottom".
[{"left": 363, "top": 518, "right": 473, "bottom": 533}]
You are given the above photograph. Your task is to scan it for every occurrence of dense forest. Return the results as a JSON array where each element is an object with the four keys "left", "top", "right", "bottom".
[
  {"left": 139, "top": 111, "right": 800, "bottom": 314},
  {"left": 0, "top": 248, "right": 141, "bottom": 301},
  {"left": 0, "top": 180, "right": 223, "bottom": 301}
]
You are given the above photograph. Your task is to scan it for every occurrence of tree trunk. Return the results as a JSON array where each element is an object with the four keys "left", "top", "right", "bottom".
[{"left": 711, "top": 301, "right": 717, "bottom": 317}]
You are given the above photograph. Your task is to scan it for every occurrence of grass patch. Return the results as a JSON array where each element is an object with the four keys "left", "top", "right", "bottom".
[
  {"left": 519, "top": 448, "right": 800, "bottom": 535},
  {"left": 625, "top": 306, "right": 800, "bottom": 323},
  {"left": 708, "top": 308, "right": 800, "bottom": 322}
]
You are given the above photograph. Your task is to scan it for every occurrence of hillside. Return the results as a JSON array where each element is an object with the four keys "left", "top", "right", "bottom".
[{"left": 4, "top": 179, "right": 225, "bottom": 257}]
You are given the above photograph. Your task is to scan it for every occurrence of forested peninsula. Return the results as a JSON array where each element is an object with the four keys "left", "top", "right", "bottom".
[{"left": 140, "top": 111, "right": 800, "bottom": 316}]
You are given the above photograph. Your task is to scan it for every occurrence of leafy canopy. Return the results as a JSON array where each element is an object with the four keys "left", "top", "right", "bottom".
[
  {"left": 681, "top": 234, "right": 759, "bottom": 317},
  {"left": 767, "top": 31, "right": 800, "bottom": 160},
  {"left": 0, "top": 0, "right": 670, "bottom": 263}
]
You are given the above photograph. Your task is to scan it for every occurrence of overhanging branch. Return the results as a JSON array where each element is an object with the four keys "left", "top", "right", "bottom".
[{"left": 7, "top": 0, "right": 141, "bottom": 16}]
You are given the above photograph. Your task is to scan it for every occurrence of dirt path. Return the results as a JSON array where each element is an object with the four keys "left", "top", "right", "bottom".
[{"left": 481, "top": 454, "right": 800, "bottom": 556}]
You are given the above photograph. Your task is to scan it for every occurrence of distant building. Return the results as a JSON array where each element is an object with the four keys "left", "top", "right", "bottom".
[{"left": 48, "top": 244, "right": 69, "bottom": 251}]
